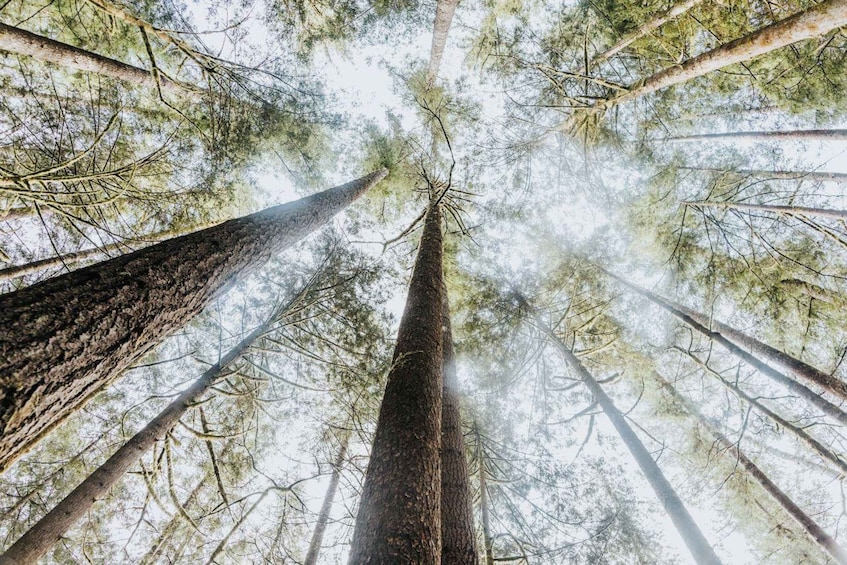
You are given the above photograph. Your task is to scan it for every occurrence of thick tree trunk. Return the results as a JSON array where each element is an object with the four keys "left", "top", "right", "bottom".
[
  {"left": 589, "top": 0, "right": 706, "bottom": 69},
  {"left": 426, "top": 0, "right": 460, "bottom": 84},
  {"left": 349, "top": 203, "right": 444, "bottom": 562},
  {"left": 0, "top": 22, "right": 182, "bottom": 94},
  {"left": 519, "top": 295, "right": 722, "bottom": 565},
  {"left": 684, "top": 200, "right": 847, "bottom": 220},
  {"left": 0, "top": 170, "right": 385, "bottom": 474},
  {"left": 440, "top": 292, "right": 478, "bottom": 564},
  {"left": 304, "top": 433, "right": 349, "bottom": 565},
  {"left": 678, "top": 348, "right": 847, "bottom": 477},
  {"left": 680, "top": 167, "right": 847, "bottom": 184},
  {"left": 669, "top": 129, "right": 847, "bottom": 142},
  {"left": 607, "top": 274, "right": 847, "bottom": 426},
  {"left": 0, "top": 282, "right": 308, "bottom": 564},
  {"left": 608, "top": 0, "right": 847, "bottom": 106},
  {"left": 653, "top": 372, "right": 847, "bottom": 564},
  {"left": 0, "top": 222, "right": 217, "bottom": 283},
  {"left": 474, "top": 425, "right": 495, "bottom": 565}
]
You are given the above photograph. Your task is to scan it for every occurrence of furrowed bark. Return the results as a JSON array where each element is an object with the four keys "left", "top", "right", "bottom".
[
  {"left": 426, "top": 0, "right": 460, "bottom": 84},
  {"left": 304, "top": 433, "right": 349, "bottom": 565},
  {"left": 653, "top": 372, "right": 847, "bottom": 564},
  {"left": 349, "top": 203, "right": 444, "bottom": 562},
  {"left": 519, "top": 295, "right": 722, "bottom": 565},
  {"left": 668, "top": 129, "right": 847, "bottom": 142},
  {"left": 0, "top": 170, "right": 386, "bottom": 474},
  {"left": 0, "top": 22, "right": 183, "bottom": 94},
  {"left": 440, "top": 291, "right": 478, "bottom": 564},
  {"left": 684, "top": 200, "right": 847, "bottom": 221}
]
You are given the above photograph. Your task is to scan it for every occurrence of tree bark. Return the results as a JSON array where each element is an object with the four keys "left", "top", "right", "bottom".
[
  {"left": 0, "top": 170, "right": 386, "bottom": 475},
  {"left": 426, "top": 0, "right": 460, "bottom": 84},
  {"left": 304, "top": 432, "right": 349, "bottom": 565},
  {"left": 668, "top": 129, "right": 847, "bottom": 142},
  {"left": 0, "top": 206, "right": 38, "bottom": 223},
  {"left": 653, "top": 372, "right": 847, "bottom": 564},
  {"left": 0, "top": 22, "right": 183, "bottom": 94},
  {"left": 606, "top": 274, "right": 847, "bottom": 426},
  {"left": 589, "top": 0, "right": 707, "bottom": 69},
  {"left": 679, "top": 167, "right": 847, "bottom": 185},
  {"left": 519, "top": 295, "right": 723, "bottom": 565},
  {"left": 440, "top": 291, "right": 478, "bottom": 564},
  {"left": 349, "top": 202, "right": 444, "bottom": 562},
  {"left": 684, "top": 200, "right": 847, "bottom": 220},
  {"left": 476, "top": 426, "right": 495, "bottom": 565}
]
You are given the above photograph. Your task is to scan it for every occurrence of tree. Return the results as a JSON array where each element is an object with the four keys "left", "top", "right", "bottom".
[
  {"left": 426, "top": 0, "right": 461, "bottom": 84},
  {"left": 0, "top": 170, "right": 386, "bottom": 474},
  {"left": 668, "top": 129, "right": 847, "bottom": 142},
  {"left": 304, "top": 431, "right": 349, "bottom": 565},
  {"left": 684, "top": 200, "right": 847, "bottom": 221}
]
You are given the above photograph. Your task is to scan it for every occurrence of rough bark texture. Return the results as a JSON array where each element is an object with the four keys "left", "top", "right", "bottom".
[
  {"left": 521, "top": 296, "right": 722, "bottom": 565},
  {"left": 686, "top": 200, "right": 847, "bottom": 220},
  {"left": 304, "top": 434, "right": 349, "bottom": 565},
  {"left": 608, "top": 274, "right": 847, "bottom": 426},
  {"left": 681, "top": 167, "right": 847, "bottom": 184},
  {"left": 0, "top": 22, "right": 182, "bottom": 93},
  {"left": 669, "top": 129, "right": 847, "bottom": 142},
  {"left": 0, "top": 170, "right": 386, "bottom": 474},
  {"left": 440, "top": 292, "right": 478, "bottom": 564},
  {"left": 654, "top": 372, "right": 847, "bottom": 564},
  {"left": 610, "top": 0, "right": 847, "bottom": 105},
  {"left": 349, "top": 203, "right": 444, "bottom": 563},
  {"left": 426, "top": 0, "right": 460, "bottom": 84}
]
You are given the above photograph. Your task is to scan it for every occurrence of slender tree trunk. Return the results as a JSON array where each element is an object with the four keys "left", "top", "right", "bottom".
[
  {"left": 440, "top": 291, "right": 478, "bottom": 564},
  {"left": 349, "top": 202, "right": 445, "bottom": 562},
  {"left": 0, "top": 170, "right": 386, "bottom": 475},
  {"left": 607, "top": 0, "right": 847, "bottom": 106},
  {"left": 780, "top": 278, "right": 842, "bottom": 305},
  {"left": 653, "top": 372, "right": 847, "bottom": 564},
  {"left": 0, "top": 285, "right": 309, "bottom": 564},
  {"left": 668, "top": 129, "right": 847, "bottom": 142},
  {"left": 589, "top": 0, "right": 707, "bottom": 69},
  {"left": 677, "top": 348, "right": 847, "bottom": 477},
  {"left": 205, "top": 490, "right": 270, "bottom": 565},
  {"left": 0, "top": 206, "right": 38, "bottom": 223},
  {"left": 679, "top": 167, "right": 847, "bottom": 184},
  {"left": 607, "top": 274, "right": 847, "bottom": 426},
  {"left": 0, "top": 22, "right": 182, "bottom": 94},
  {"left": 0, "top": 222, "right": 218, "bottom": 283},
  {"left": 684, "top": 200, "right": 847, "bottom": 220},
  {"left": 304, "top": 433, "right": 349, "bottom": 565},
  {"left": 475, "top": 425, "right": 495, "bottom": 565},
  {"left": 518, "top": 295, "right": 722, "bottom": 565},
  {"left": 426, "top": 0, "right": 460, "bottom": 84}
]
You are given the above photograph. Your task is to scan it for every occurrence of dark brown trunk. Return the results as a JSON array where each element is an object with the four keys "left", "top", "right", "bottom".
[
  {"left": 304, "top": 433, "right": 349, "bottom": 565},
  {"left": 0, "top": 22, "right": 183, "bottom": 94},
  {"left": 0, "top": 170, "right": 386, "bottom": 474},
  {"left": 349, "top": 203, "right": 444, "bottom": 562},
  {"left": 426, "top": 0, "right": 460, "bottom": 84},
  {"left": 440, "top": 291, "right": 478, "bottom": 564},
  {"left": 607, "top": 274, "right": 847, "bottom": 426},
  {"left": 653, "top": 372, "right": 847, "bottom": 564},
  {"left": 519, "top": 296, "right": 722, "bottom": 565}
]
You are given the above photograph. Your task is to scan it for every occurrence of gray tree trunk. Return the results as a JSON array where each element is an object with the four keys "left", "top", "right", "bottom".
[
  {"left": 669, "top": 129, "right": 847, "bottom": 142},
  {"left": 680, "top": 167, "right": 847, "bottom": 185},
  {"left": 685, "top": 200, "right": 847, "bottom": 220},
  {"left": 426, "top": 0, "right": 460, "bottom": 84},
  {"left": 304, "top": 433, "right": 349, "bottom": 565}
]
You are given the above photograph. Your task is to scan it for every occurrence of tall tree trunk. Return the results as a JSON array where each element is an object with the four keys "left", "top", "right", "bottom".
[
  {"left": 589, "top": 0, "right": 707, "bottom": 69},
  {"left": 205, "top": 490, "right": 270, "bottom": 565},
  {"left": 0, "top": 22, "right": 183, "bottom": 94},
  {"left": 680, "top": 167, "right": 847, "bottom": 184},
  {"left": 426, "top": 0, "right": 460, "bottom": 84},
  {"left": 518, "top": 295, "right": 722, "bottom": 565},
  {"left": 304, "top": 432, "right": 349, "bottom": 565},
  {"left": 607, "top": 0, "right": 847, "bottom": 106},
  {"left": 474, "top": 425, "right": 495, "bottom": 565},
  {"left": 668, "top": 129, "right": 847, "bottom": 142},
  {"left": 0, "top": 170, "right": 386, "bottom": 475},
  {"left": 0, "top": 222, "right": 218, "bottom": 283},
  {"left": 684, "top": 200, "right": 847, "bottom": 221},
  {"left": 652, "top": 372, "right": 847, "bottom": 564},
  {"left": 349, "top": 202, "right": 445, "bottom": 562},
  {"left": 0, "top": 284, "right": 309, "bottom": 565},
  {"left": 440, "top": 291, "right": 478, "bottom": 564},
  {"left": 677, "top": 348, "right": 847, "bottom": 477},
  {"left": 607, "top": 274, "right": 847, "bottom": 426},
  {"left": 780, "top": 278, "right": 843, "bottom": 305},
  {"left": 0, "top": 206, "right": 39, "bottom": 223}
]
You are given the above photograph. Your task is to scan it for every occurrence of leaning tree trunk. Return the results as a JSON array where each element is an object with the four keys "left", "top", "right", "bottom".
[
  {"left": 519, "top": 295, "right": 722, "bottom": 565},
  {"left": 684, "top": 200, "right": 847, "bottom": 221},
  {"left": 349, "top": 202, "right": 445, "bottom": 562},
  {"left": 304, "top": 432, "right": 349, "bottom": 565},
  {"left": 440, "top": 291, "right": 478, "bottom": 564},
  {"left": 606, "top": 0, "right": 847, "bottom": 106},
  {"left": 668, "top": 129, "right": 847, "bottom": 143},
  {"left": 426, "top": 0, "right": 460, "bottom": 84},
  {"left": 653, "top": 372, "right": 847, "bottom": 564},
  {"left": 0, "top": 170, "right": 385, "bottom": 475},
  {"left": 606, "top": 273, "right": 847, "bottom": 426},
  {"left": 0, "top": 206, "right": 40, "bottom": 223},
  {"left": 0, "top": 222, "right": 218, "bottom": 283},
  {"left": 0, "top": 22, "right": 183, "bottom": 94},
  {"left": 679, "top": 167, "right": 847, "bottom": 185},
  {"left": 0, "top": 284, "right": 309, "bottom": 565}
]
